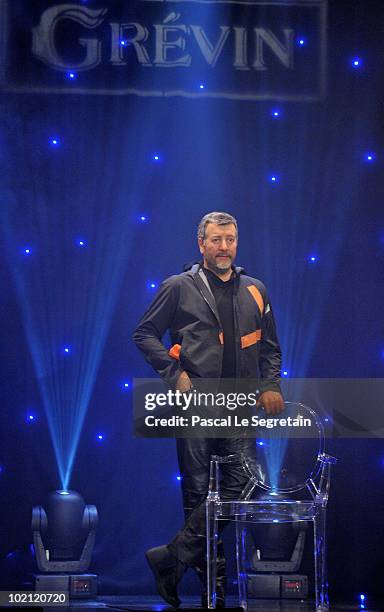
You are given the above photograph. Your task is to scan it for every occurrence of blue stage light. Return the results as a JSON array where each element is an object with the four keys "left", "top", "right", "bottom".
[
  {"left": 308, "top": 255, "right": 318, "bottom": 263},
  {"left": 297, "top": 37, "right": 306, "bottom": 46},
  {"left": 27, "top": 413, "right": 36, "bottom": 423},
  {"left": 364, "top": 152, "right": 375, "bottom": 163},
  {"left": 23, "top": 247, "right": 32, "bottom": 256},
  {"left": 359, "top": 594, "right": 366, "bottom": 602},
  {"left": 97, "top": 433, "right": 105, "bottom": 442},
  {"left": 139, "top": 215, "right": 148, "bottom": 223},
  {"left": 66, "top": 72, "right": 77, "bottom": 81},
  {"left": 257, "top": 441, "right": 264, "bottom": 446},
  {"left": 152, "top": 153, "right": 161, "bottom": 162},
  {"left": 120, "top": 39, "right": 128, "bottom": 47},
  {"left": 58, "top": 490, "right": 70, "bottom": 495},
  {"left": 148, "top": 281, "right": 157, "bottom": 290},
  {"left": 282, "top": 370, "right": 289, "bottom": 377},
  {"left": 121, "top": 380, "right": 130, "bottom": 391},
  {"left": 63, "top": 346, "right": 71, "bottom": 355},
  {"left": 352, "top": 57, "right": 362, "bottom": 68},
  {"left": 199, "top": 83, "right": 205, "bottom": 90},
  {"left": 271, "top": 109, "right": 281, "bottom": 118},
  {"left": 176, "top": 475, "right": 182, "bottom": 481},
  {"left": 269, "top": 175, "right": 279, "bottom": 183},
  {"left": 76, "top": 238, "right": 87, "bottom": 247},
  {"left": 50, "top": 137, "right": 60, "bottom": 147}
]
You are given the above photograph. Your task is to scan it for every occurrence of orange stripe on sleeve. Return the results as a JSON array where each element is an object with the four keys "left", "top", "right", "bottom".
[
  {"left": 168, "top": 344, "right": 181, "bottom": 360},
  {"left": 247, "top": 285, "right": 264, "bottom": 315},
  {"left": 240, "top": 329, "right": 262, "bottom": 349}
]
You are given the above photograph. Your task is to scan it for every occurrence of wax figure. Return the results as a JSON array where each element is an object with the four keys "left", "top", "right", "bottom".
[{"left": 133, "top": 212, "right": 284, "bottom": 608}]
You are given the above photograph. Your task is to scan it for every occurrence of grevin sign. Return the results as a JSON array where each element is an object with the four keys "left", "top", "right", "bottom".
[{"left": 2, "top": 1, "right": 327, "bottom": 100}]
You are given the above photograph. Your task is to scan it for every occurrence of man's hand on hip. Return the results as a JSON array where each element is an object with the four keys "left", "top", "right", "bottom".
[
  {"left": 257, "top": 391, "right": 284, "bottom": 416},
  {"left": 176, "top": 371, "right": 192, "bottom": 393}
]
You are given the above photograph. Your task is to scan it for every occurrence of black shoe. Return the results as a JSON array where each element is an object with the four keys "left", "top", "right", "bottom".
[{"left": 146, "top": 545, "right": 186, "bottom": 608}]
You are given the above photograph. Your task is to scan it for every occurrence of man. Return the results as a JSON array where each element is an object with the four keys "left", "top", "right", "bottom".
[{"left": 133, "top": 212, "right": 284, "bottom": 608}]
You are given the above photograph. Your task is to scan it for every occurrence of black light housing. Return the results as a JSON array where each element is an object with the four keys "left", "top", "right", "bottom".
[{"left": 32, "top": 490, "right": 98, "bottom": 573}]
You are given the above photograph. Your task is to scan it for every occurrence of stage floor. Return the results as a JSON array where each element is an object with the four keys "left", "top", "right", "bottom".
[{"left": 27, "top": 595, "right": 382, "bottom": 612}]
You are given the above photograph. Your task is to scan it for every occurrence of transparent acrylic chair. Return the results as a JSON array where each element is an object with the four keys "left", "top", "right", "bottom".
[{"left": 206, "top": 402, "right": 337, "bottom": 612}]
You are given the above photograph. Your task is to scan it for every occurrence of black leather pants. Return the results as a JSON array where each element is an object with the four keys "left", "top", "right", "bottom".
[{"left": 169, "top": 437, "right": 260, "bottom": 576}]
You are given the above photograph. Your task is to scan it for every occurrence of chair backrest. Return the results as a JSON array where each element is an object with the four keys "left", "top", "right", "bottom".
[
  {"left": 208, "top": 402, "right": 332, "bottom": 502},
  {"left": 255, "top": 401, "right": 325, "bottom": 495}
]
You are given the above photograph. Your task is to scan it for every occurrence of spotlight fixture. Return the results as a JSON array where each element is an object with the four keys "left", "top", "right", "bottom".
[
  {"left": 352, "top": 57, "right": 362, "bottom": 68},
  {"left": 32, "top": 490, "right": 98, "bottom": 598}
]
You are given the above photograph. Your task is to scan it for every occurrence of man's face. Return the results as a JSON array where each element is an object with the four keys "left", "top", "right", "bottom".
[{"left": 198, "top": 223, "right": 238, "bottom": 275}]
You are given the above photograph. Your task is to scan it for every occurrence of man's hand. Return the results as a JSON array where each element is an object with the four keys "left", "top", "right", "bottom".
[
  {"left": 176, "top": 371, "right": 192, "bottom": 393},
  {"left": 256, "top": 391, "right": 284, "bottom": 415}
]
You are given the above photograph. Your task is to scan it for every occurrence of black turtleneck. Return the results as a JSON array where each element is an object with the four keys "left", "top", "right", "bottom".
[{"left": 202, "top": 267, "right": 236, "bottom": 378}]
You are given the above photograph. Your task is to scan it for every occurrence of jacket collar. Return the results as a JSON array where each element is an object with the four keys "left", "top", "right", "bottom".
[{"left": 187, "top": 263, "right": 243, "bottom": 326}]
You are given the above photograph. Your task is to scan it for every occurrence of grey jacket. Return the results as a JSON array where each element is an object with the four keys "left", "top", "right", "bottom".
[{"left": 133, "top": 263, "right": 282, "bottom": 394}]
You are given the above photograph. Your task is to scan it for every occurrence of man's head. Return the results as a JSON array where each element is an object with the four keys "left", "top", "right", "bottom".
[{"left": 197, "top": 212, "right": 238, "bottom": 277}]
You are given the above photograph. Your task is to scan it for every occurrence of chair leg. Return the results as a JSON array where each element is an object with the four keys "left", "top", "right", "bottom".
[
  {"left": 235, "top": 519, "right": 247, "bottom": 610},
  {"left": 313, "top": 507, "right": 329, "bottom": 611},
  {"left": 206, "top": 500, "right": 218, "bottom": 609}
]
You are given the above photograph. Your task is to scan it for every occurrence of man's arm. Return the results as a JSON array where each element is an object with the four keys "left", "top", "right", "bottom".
[
  {"left": 257, "top": 295, "right": 284, "bottom": 415},
  {"left": 133, "top": 278, "right": 186, "bottom": 389}
]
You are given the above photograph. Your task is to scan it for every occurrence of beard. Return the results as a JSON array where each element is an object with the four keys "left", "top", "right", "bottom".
[{"left": 206, "top": 254, "right": 232, "bottom": 275}]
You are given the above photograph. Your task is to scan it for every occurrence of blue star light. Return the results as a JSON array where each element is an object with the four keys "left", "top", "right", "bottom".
[{"left": 364, "top": 152, "right": 375, "bottom": 163}]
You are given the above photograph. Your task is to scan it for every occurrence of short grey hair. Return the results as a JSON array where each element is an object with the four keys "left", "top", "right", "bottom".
[{"left": 197, "top": 212, "right": 238, "bottom": 241}]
